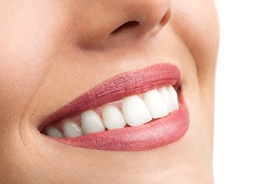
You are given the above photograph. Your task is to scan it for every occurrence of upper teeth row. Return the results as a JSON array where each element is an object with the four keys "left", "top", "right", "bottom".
[{"left": 45, "top": 86, "right": 179, "bottom": 138}]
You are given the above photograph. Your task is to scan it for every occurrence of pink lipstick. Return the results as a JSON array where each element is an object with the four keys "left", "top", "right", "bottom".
[{"left": 40, "top": 63, "right": 189, "bottom": 151}]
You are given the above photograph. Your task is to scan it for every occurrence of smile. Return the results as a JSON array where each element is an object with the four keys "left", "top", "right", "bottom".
[{"left": 40, "top": 63, "right": 189, "bottom": 151}]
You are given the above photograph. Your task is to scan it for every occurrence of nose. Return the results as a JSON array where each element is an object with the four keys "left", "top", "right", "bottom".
[{"left": 75, "top": 0, "right": 172, "bottom": 49}]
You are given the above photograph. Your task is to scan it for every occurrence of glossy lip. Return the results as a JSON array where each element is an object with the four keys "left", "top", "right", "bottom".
[{"left": 40, "top": 63, "right": 190, "bottom": 151}]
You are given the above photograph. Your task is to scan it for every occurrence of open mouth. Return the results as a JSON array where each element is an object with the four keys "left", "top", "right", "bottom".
[{"left": 40, "top": 63, "right": 189, "bottom": 151}]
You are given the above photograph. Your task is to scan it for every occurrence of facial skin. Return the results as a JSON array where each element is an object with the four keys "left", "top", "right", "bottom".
[{"left": 0, "top": 0, "right": 219, "bottom": 183}]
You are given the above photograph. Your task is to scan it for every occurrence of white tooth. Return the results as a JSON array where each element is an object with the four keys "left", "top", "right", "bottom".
[
  {"left": 167, "top": 86, "right": 179, "bottom": 110},
  {"left": 159, "top": 87, "right": 174, "bottom": 112},
  {"left": 46, "top": 127, "right": 64, "bottom": 138},
  {"left": 102, "top": 105, "right": 126, "bottom": 130},
  {"left": 122, "top": 95, "right": 152, "bottom": 127},
  {"left": 81, "top": 110, "right": 105, "bottom": 134},
  {"left": 63, "top": 121, "right": 83, "bottom": 138},
  {"left": 143, "top": 89, "right": 169, "bottom": 119}
]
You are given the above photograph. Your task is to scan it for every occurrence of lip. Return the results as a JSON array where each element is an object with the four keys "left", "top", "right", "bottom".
[{"left": 40, "top": 63, "right": 189, "bottom": 151}]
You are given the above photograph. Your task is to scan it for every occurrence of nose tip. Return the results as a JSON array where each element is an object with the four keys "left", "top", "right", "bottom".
[{"left": 76, "top": 0, "right": 172, "bottom": 49}]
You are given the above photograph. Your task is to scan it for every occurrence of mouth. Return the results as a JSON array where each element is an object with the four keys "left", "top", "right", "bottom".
[{"left": 39, "top": 63, "right": 189, "bottom": 151}]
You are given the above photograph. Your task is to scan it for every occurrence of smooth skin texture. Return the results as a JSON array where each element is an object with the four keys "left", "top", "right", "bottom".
[{"left": 0, "top": 0, "right": 219, "bottom": 183}]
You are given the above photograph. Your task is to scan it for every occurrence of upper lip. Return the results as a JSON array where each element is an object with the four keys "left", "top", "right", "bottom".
[{"left": 39, "top": 63, "right": 181, "bottom": 131}]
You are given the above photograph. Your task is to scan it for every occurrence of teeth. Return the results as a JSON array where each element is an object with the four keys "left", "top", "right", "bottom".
[
  {"left": 143, "top": 89, "right": 169, "bottom": 119},
  {"left": 159, "top": 87, "right": 174, "bottom": 112},
  {"left": 46, "top": 86, "right": 180, "bottom": 138},
  {"left": 122, "top": 95, "right": 152, "bottom": 127},
  {"left": 46, "top": 127, "right": 64, "bottom": 138},
  {"left": 102, "top": 105, "right": 126, "bottom": 130},
  {"left": 167, "top": 86, "right": 179, "bottom": 111},
  {"left": 63, "top": 121, "right": 83, "bottom": 138},
  {"left": 81, "top": 110, "right": 105, "bottom": 134}
]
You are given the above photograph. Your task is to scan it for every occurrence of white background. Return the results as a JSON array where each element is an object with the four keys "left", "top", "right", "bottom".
[{"left": 214, "top": 0, "right": 280, "bottom": 183}]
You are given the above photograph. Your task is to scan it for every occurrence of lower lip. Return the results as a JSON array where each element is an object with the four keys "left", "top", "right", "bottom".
[{"left": 48, "top": 95, "right": 189, "bottom": 151}]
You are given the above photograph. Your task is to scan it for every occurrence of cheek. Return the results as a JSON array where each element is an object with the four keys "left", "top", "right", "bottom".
[
  {"left": 0, "top": 1, "right": 66, "bottom": 123},
  {"left": 172, "top": 0, "right": 219, "bottom": 84}
]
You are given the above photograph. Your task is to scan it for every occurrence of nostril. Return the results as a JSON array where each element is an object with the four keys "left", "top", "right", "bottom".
[
  {"left": 111, "top": 21, "right": 140, "bottom": 34},
  {"left": 159, "top": 8, "right": 172, "bottom": 27}
]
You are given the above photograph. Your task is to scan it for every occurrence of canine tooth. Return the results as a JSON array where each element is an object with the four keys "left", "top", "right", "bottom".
[
  {"left": 122, "top": 95, "right": 152, "bottom": 127},
  {"left": 159, "top": 87, "right": 174, "bottom": 112},
  {"left": 167, "top": 86, "right": 179, "bottom": 110},
  {"left": 143, "top": 89, "right": 169, "bottom": 119},
  {"left": 63, "top": 121, "right": 83, "bottom": 138},
  {"left": 102, "top": 105, "right": 126, "bottom": 130},
  {"left": 81, "top": 110, "right": 105, "bottom": 134},
  {"left": 46, "top": 127, "right": 64, "bottom": 138}
]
